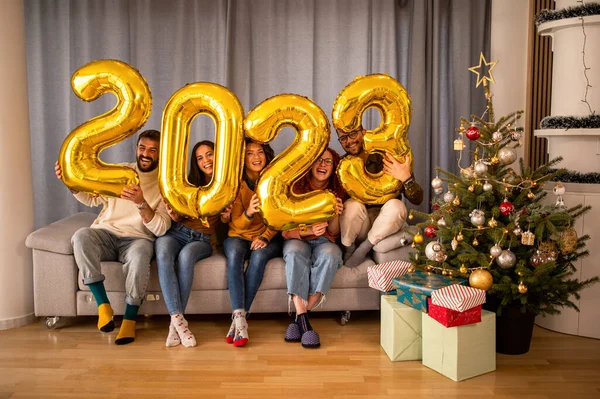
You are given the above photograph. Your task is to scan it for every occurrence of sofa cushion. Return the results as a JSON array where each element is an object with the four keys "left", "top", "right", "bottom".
[{"left": 26, "top": 212, "right": 96, "bottom": 255}]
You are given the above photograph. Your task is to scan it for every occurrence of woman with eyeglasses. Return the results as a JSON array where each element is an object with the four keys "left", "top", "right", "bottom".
[
  {"left": 281, "top": 148, "right": 346, "bottom": 348},
  {"left": 223, "top": 139, "right": 282, "bottom": 347}
]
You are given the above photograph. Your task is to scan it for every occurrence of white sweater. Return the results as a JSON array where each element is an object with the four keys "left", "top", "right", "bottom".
[{"left": 74, "top": 163, "right": 171, "bottom": 240}]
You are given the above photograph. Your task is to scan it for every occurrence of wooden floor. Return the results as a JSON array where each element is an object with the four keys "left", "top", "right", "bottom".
[{"left": 1, "top": 311, "right": 599, "bottom": 399}]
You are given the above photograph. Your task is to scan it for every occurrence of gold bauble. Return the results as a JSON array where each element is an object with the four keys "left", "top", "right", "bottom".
[
  {"left": 473, "top": 237, "right": 479, "bottom": 246},
  {"left": 426, "top": 265, "right": 434, "bottom": 272},
  {"left": 459, "top": 264, "right": 468, "bottom": 274},
  {"left": 487, "top": 217, "right": 498, "bottom": 228},
  {"left": 527, "top": 191, "right": 535, "bottom": 199},
  {"left": 517, "top": 270, "right": 524, "bottom": 277},
  {"left": 469, "top": 269, "right": 493, "bottom": 291},
  {"left": 468, "top": 185, "right": 475, "bottom": 192},
  {"left": 456, "top": 233, "right": 464, "bottom": 242},
  {"left": 559, "top": 227, "right": 578, "bottom": 254},
  {"left": 411, "top": 242, "right": 416, "bottom": 248},
  {"left": 408, "top": 265, "right": 416, "bottom": 273},
  {"left": 408, "top": 213, "right": 414, "bottom": 220},
  {"left": 518, "top": 282, "right": 528, "bottom": 294},
  {"left": 491, "top": 156, "right": 499, "bottom": 165},
  {"left": 452, "top": 196, "right": 461, "bottom": 206},
  {"left": 442, "top": 269, "right": 448, "bottom": 276},
  {"left": 413, "top": 233, "right": 424, "bottom": 244}
]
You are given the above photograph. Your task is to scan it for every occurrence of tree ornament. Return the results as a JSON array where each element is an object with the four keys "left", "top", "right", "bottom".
[
  {"left": 492, "top": 131, "right": 503, "bottom": 142},
  {"left": 460, "top": 166, "right": 475, "bottom": 179},
  {"left": 510, "top": 130, "right": 522, "bottom": 141},
  {"left": 518, "top": 282, "right": 528, "bottom": 294},
  {"left": 559, "top": 227, "right": 578, "bottom": 254},
  {"left": 483, "top": 181, "right": 493, "bottom": 192},
  {"left": 490, "top": 156, "right": 500, "bottom": 165},
  {"left": 433, "top": 187, "right": 444, "bottom": 195},
  {"left": 452, "top": 196, "right": 461, "bottom": 206},
  {"left": 517, "top": 270, "right": 524, "bottom": 277},
  {"left": 424, "top": 225, "right": 437, "bottom": 238},
  {"left": 530, "top": 249, "right": 545, "bottom": 267},
  {"left": 408, "top": 212, "right": 414, "bottom": 220},
  {"left": 454, "top": 138, "right": 465, "bottom": 151},
  {"left": 474, "top": 160, "right": 488, "bottom": 175},
  {"left": 513, "top": 227, "right": 522, "bottom": 236},
  {"left": 521, "top": 230, "right": 535, "bottom": 246},
  {"left": 459, "top": 264, "right": 468, "bottom": 274},
  {"left": 490, "top": 244, "right": 502, "bottom": 258},
  {"left": 443, "top": 191, "right": 454, "bottom": 203},
  {"left": 425, "top": 241, "right": 441, "bottom": 261},
  {"left": 499, "top": 199, "right": 514, "bottom": 216},
  {"left": 413, "top": 233, "right": 424, "bottom": 244},
  {"left": 469, "top": 269, "right": 493, "bottom": 291},
  {"left": 527, "top": 191, "right": 536, "bottom": 199},
  {"left": 472, "top": 237, "right": 479, "bottom": 246},
  {"left": 408, "top": 265, "right": 416, "bottom": 273},
  {"left": 487, "top": 217, "right": 498, "bottom": 228},
  {"left": 442, "top": 269, "right": 449, "bottom": 276},
  {"left": 456, "top": 232, "right": 464, "bottom": 242},
  {"left": 451, "top": 237, "right": 458, "bottom": 250},
  {"left": 553, "top": 182, "right": 566, "bottom": 196},
  {"left": 469, "top": 209, "right": 486, "bottom": 226},
  {"left": 497, "top": 249, "right": 517, "bottom": 269},
  {"left": 437, "top": 217, "right": 447, "bottom": 227},
  {"left": 411, "top": 242, "right": 416, "bottom": 248},
  {"left": 498, "top": 147, "right": 517, "bottom": 165},
  {"left": 539, "top": 241, "right": 558, "bottom": 260},
  {"left": 465, "top": 125, "right": 481, "bottom": 140},
  {"left": 431, "top": 176, "right": 443, "bottom": 189},
  {"left": 468, "top": 184, "right": 475, "bottom": 192}
]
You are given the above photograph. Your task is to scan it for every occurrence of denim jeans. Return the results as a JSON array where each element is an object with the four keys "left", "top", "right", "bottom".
[
  {"left": 224, "top": 236, "right": 282, "bottom": 312},
  {"left": 72, "top": 227, "right": 154, "bottom": 306},
  {"left": 155, "top": 222, "right": 213, "bottom": 315},
  {"left": 283, "top": 236, "right": 343, "bottom": 301}
]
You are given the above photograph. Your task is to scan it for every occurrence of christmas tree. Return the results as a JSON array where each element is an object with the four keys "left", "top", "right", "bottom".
[{"left": 409, "top": 54, "right": 598, "bottom": 316}]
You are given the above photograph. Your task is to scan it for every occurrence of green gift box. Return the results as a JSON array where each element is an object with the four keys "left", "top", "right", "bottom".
[{"left": 392, "top": 271, "right": 468, "bottom": 313}]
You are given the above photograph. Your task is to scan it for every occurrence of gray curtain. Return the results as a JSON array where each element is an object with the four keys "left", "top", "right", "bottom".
[{"left": 25, "top": 0, "right": 491, "bottom": 228}]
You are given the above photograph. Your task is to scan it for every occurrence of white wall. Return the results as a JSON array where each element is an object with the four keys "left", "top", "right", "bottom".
[
  {"left": 490, "top": 0, "right": 531, "bottom": 161},
  {"left": 0, "top": 0, "right": 35, "bottom": 329}
]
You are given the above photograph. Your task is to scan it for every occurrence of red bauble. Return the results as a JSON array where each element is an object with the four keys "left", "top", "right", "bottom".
[
  {"left": 424, "top": 225, "right": 438, "bottom": 238},
  {"left": 465, "top": 125, "right": 481, "bottom": 140},
  {"left": 499, "top": 200, "right": 514, "bottom": 216}
]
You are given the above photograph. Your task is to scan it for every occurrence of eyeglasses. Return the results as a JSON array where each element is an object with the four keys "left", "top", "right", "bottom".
[
  {"left": 316, "top": 158, "right": 334, "bottom": 166},
  {"left": 338, "top": 130, "right": 361, "bottom": 144}
]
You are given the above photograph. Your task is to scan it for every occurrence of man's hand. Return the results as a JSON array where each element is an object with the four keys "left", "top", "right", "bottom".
[
  {"left": 250, "top": 238, "right": 267, "bottom": 250},
  {"left": 311, "top": 222, "right": 329, "bottom": 237},
  {"left": 383, "top": 152, "right": 412, "bottom": 182},
  {"left": 55, "top": 161, "right": 79, "bottom": 194},
  {"left": 246, "top": 193, "right": 260, "bottom": 218},
  {"left": 120, "top": 184, "right": 145, "bottom": 205}
]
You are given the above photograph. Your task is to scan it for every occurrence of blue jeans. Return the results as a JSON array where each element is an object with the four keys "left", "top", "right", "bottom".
[
  {"left": 155, "top": 222, "right": 213, "bottom": 315},
  {"left": 283, "top": 236, "right": 343, "bottom": 301},
  {"left": 224, "top": 236, "right": 282, "bottom": 312}
]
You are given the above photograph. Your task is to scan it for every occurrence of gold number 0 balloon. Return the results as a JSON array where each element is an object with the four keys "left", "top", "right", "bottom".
[
  {"left": 58, "top": 59, "right": 152, "bottom": 197},
  {"left": 244, "top": 95, "right": 336, "bottom": 231},
  {"left": 333, "top": 74, "right": 412, "bottom": 204},
  {"left": 159, "top": 83, "right": 245, "bottom": 219}
]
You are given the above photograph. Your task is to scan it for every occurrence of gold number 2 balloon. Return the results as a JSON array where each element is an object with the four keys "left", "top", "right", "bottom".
[
  {"left": 244, "top": 94, "right": 336, "bottom": 231},
  {"left": 58, "top": 59, "right": 152, "bottom": 197},
  {"left": 159, "top": 83, "right": 245, "bottom": 219},
  {"left": 333, "top": 74, "right": 412, "bottom": 204}
]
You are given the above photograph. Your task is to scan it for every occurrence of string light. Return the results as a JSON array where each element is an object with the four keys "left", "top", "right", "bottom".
[{"left": 578, "top": 0, "right": 594, "bottom": 115}]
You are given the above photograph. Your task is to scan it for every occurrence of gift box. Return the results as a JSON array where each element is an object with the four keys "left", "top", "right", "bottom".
[
  {"left": 380, "top": 295, "right": 422, "bottom": 361},
  {"left": 431, "top": 284, "right": 486, "bottom": 312},
  {"left": 422, "top": 309, "right": 496, "bottom": 381},
  {"left": 392, "top": 271, "right": 468, "bottom": 313},
  {"left": 427, "top": 298, "right": 482, "bottom": 327},
  {"left": 368, "top": 260, "right": 411, "bottom": 293}
]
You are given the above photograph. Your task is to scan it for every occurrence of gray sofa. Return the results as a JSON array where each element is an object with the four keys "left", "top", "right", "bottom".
[{"left": 25, "top": 212, "right": 413, "bottom": 327}]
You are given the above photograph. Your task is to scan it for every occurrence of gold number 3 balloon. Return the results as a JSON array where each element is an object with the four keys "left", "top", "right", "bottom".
[
  {"left": 58, "top": 59, "right": 152, "bottom": 197},
  {"left": 332, "top": 74, "right": 412, "bottom": 204},
  {"left": 159, "top": 83, "right": 245, "bottom": 219},
  {"left": 244, "top": 94, "right": 336, "bottom": 231}
]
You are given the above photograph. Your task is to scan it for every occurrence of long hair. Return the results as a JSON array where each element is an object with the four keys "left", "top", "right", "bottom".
[
  {"left": 295, "top": 147, "right": 347, "bottom": 200},
  {"left": 243, "top": 138, "right": 275, "bottom": 180},
  {"left": 188, "top": 140, "right": 215, "bottom": 187}
]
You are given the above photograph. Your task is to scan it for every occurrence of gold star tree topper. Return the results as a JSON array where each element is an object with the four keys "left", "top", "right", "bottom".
[{"left": 468, "top": 53, "right": 498, "bottom": 87}]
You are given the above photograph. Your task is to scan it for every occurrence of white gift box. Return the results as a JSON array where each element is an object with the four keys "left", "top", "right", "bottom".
[
  {"left": 380, "top": 295, "right": 422, "bottom": 361},
  {"left": 422, "top": 309, "right": 496, "bottom": 381}
]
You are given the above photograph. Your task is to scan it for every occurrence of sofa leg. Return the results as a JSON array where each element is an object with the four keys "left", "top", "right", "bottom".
[
  {"left": 340, "top": 311, "right": 351, "bottom": 326},
  {"left": 44, "top": 316, "right": 62, "bottom": 329}
]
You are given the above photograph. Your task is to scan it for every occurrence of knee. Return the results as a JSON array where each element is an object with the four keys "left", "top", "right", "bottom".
[
  {"left": 71, "top": 227, "right": 94, "bottom": 248},
  {"left": 383, "top": 199, "right": 408, "bottom": 220},
  {"left": 283, "top": 241, "right": 309, "bottom": 260},
  {"left": 319, "top": 244, "right": 342, "bottom": 262},
  {"left": 342, "top": 199, "right": 367, "bottom": 219}
]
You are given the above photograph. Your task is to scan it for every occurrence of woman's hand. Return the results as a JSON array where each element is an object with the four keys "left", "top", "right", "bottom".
[
  {"left": 246, "top": 193, "right": 260, "bottom": 218},
  {"left": 250, "top": 238, "right": 267, "bottom": 250},
  {"left": 164, "top": 199, "right": 182, "bottom": 222},
  {"left": 310, "top": 221, "right": 329, "bottom": 237},
  {"left": 220, "top": 204, "right": 233, "bottom": 222},
  {"left": 335, "top": 197, "right": 344, "bottom": 215}
]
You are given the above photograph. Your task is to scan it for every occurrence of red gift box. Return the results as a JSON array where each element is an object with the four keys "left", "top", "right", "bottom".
[{"left": 427, "top": 298, "right": 482, "bottom": 328}]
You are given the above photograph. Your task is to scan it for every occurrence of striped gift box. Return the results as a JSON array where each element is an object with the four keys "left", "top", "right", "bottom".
[
  {"left": 431, "top": 284, "right": 486, "bottom": 312},
  {"left": 367, "top": 260, "right": 411, "bottom": 292}
]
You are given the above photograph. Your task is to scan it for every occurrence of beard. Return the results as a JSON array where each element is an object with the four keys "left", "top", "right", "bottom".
[{"left": 137, "top": 155, "right": 159, "bottom": 172}]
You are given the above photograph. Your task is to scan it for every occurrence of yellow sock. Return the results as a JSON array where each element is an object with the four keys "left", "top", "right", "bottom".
[
  {"left": 115, "top": 319, "right": 136, "bottom": 345},
  {"left": 97, "top": 303, "right": 114, "bottom": 332}
]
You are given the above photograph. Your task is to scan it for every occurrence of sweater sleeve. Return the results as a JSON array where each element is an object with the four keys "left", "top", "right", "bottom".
[
  {"left": 73, "top": 191, "right": 108, "bottom": 208},
  {"left": 144, "top": 198, "right": 171, "bottom": 237},
  {"left": 261, "top": 227, "right": 279, "bottom": 242},
  {"left": 229, "top": 192, "right": 253, "bottom": 231}
]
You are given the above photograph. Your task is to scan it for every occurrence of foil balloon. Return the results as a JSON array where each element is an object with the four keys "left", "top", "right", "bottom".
[
  {"left": 160, "top": 83, "right": 245, "bottom": 219},
  {"left": 332, "top": 74, "right": 412, "bottom": 204},
  {"left": 58, "top": 59, "right": 152, "bottom": 197},
  {"left": 244, "top": 94, "right": 336, "bottom": 231}
]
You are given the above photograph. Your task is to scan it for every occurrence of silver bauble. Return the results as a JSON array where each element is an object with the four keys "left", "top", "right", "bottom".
[
  {"left": 553, "top": 182, "right": 566, "bottom": 196},
  {"left": 460, "top": 166, "right": 475, "bottom": 179},
  {"left": 483, "top": 181, "right": 493, "bottom": 192},
  {"left": 431, "top": 177, "right": 444, "bottom": 189},
  {"left": 425, "top": 241, "right": 445, "bottom": 261},
  {"left": 437, "top": 217, "right": 447, "bottom": 227},
  {"left": 434, "top": 187, "right": 444, "bottom": 195},
  {"left": 497, "top": 147, "right": 517, "bottom": 165},
  {"left": 513, "top": 227, "right": 522, "bottom": 236},
  {"left": 510, "top": 131, "right": 522, "bottom": 141},
  {"left": 496, "top": 249, "right": 517, "bottom": 269},
  {"left": 443, "top": 191, "right": 455, "bottom": 203},
  {"left": 451, "top": 238, "right": 458, "bottom": 251},
  {"left": 474, "top": 161, "right": 488, "bottom": 175},
  {"left": 492, "top": 132, "right": 503, "bottom": 142},
  {"left": 490, "top": 245, "right": 503, "bottom": 258},
  {"left": 469, "top": 209, "right": 485, "bottom": 227}
]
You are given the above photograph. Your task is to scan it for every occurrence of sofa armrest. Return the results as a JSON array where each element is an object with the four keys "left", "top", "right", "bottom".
[{"left": 25, "top": 212, "right": 96, "bottom": 255}]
